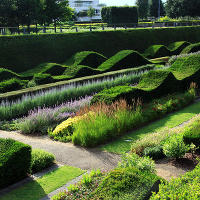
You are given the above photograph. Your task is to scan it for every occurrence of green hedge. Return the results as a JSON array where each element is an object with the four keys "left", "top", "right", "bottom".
[
  {"left": 0, "top": 78, "right": 27, "bottom": 93},
  {"left": 150, "top": 163, "right": 200, "bottom": 199},
  {"left": 168, "top": 41, "right": 191, "bottom": 55},
  {"left": 98, "top": 50, "right": 151, "bottom": 72},
  {"left": 181, "top": 42, "right": 200, "bottom": 54},
  {"left": 0, "top": 138, "right": 32, "bottom": 189},
  {"left": 1, "top": 27, "right": 200, "bottom": 72},
  {"left": 94, "top": 167, "right": 160, "bottom": 200},
  {"left": 91, "top": 53, "right": 200, "bottom": 104},
  {"left": 66, "top": 51, "right": 107, "bottom": 68},
  {"left": 144, "top": 45, "right": 171, "bottom": 59},
  {"left": 0, "top": 68, "right": 20, "bottom": 81},
  {"left": 101, "top": 6, "right": 138, "bottom": 25}
]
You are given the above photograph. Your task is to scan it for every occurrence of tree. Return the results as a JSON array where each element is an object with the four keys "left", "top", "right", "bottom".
[
  {"left": 149, "top": 0, "right": 165, "bottom": 18},
  {"left": 166, "top": 0, "right": 200, "bottom": 18},
  {"left": 135, "top": 0, "right": 149, "bottom": 19},
  {"left": 87, "top": 6, "right": 95, "bottom": 22}
]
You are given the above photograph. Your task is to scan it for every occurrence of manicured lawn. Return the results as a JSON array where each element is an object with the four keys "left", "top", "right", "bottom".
[
  {"left": 101, "top": 101, "right": 200, "bottom": 154},
  {"left": 0, "top": 166, "right": 84, "bottom": 200}
]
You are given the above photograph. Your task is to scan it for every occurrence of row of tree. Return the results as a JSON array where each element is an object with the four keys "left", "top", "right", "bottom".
[
  {"left": 0, "top": 0, "right": 74, "bottom": 27},
  {"left": 136, "top": 0, "right": 200, "bottom": 19}
]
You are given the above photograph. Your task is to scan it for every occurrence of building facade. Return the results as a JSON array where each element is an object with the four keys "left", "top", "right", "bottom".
[{"left": 69, "top": 0, "right": 104, "bottom": 21}]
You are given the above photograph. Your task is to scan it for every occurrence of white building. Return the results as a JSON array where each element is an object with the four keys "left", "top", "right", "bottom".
[{"left": 69, "top": 0, "right": 104, "bottom": 21}]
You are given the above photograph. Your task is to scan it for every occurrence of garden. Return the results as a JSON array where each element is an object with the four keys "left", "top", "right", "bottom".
[{"left": 1, "top": 26, "right": 200, "bottom": 200}]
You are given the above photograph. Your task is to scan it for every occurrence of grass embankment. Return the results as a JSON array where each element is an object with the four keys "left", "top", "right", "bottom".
[
  {"left": 101, "top": 101, "right": 200, "bottom": 154},
  {"left": 0, "top": 166, "right": 84, "bottom": 200}
]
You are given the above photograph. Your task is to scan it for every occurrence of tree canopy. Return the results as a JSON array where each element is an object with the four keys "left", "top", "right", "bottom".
[
  {"left": 0, "top": 0, "right": 74, "bottom": 27},
  {"left": 166, "top": 0, "right": 200, "bottom": 18}
]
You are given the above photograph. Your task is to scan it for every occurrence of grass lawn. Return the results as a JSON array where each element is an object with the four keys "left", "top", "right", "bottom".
[
  {"left": 101, "top": 101, "right": 200, "bottom": 154},
  {"left": 0, "top": 166, "right": 84, "bottom": 200}
]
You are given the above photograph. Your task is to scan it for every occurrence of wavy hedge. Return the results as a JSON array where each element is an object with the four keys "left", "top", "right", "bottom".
[
  {"left": 181, "top": 42, "right": 200, "bottom": 54},
  {"left": 1, "top": 26, "right": 200, "bottom": 72},
  {"left": 98, "top": 50, "right": 151, "bottom": 72},
  {"left": 91, "top": 54, "right": 200, "bottom": 104},
  {"left": 168, "top": 41, "right": 191, "bottom": 55},
  {"left": 66, "top": 51, "right": 107, "bottom": 68},
  {"left": 144, "top": 45, "right": 171, "bottom": 59}
]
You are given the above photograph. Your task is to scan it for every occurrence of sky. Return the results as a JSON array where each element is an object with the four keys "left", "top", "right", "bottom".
[
  {"left": 99, "top": 0, "right": 166, "bottom": 6},
  {"left": 99, "top": 0, "right": 136, "bottom": 6}
]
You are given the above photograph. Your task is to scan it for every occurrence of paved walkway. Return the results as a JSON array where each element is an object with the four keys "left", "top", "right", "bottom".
[{"left": 0, "top": 130, "right": 120, "bottom": 171}]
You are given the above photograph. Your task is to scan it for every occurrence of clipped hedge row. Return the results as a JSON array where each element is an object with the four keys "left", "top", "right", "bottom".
[
  {"left": 101, "top": 6, "right": 138, "bottom": 25},
  {"left": 1, "top": 26, "right": 200, "bottom": 72},
  {"left": 92, "top": 53, "right": 200, "bottom": 104},
  {"left": 0, "top": 138, "right": 32, "bottom": 189}
]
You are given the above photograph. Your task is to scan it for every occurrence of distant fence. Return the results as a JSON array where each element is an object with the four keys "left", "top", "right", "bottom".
[{"left": 1, "top": 22, "right": 200, "bottom": 35}]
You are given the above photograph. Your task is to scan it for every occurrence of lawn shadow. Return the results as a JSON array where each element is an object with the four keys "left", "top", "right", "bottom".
[{"left": 0, "top": 179, "right": 47, "bottom": 200}]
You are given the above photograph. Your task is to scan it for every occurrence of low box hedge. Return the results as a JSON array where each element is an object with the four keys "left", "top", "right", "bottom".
[{"left": 0, "top": 138, "right": 32, "bottom": 189}]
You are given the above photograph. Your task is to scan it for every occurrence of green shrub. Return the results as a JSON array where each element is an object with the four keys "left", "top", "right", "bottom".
[
  {"left": 0, "top": 138, "right": 32, "bottom": 189},
  {"left": 101, "top": 6, "right": 138, "bottom": 25},
  {"left": 168, "top": 41, "right": 191, "bottom": 55},
  {"left": 69, "top": 51, "right": 107, "bottom": 68},
  {"left": 33, "top": 73, "right": 54, "bottom": 85},
  {"left": 150, "top": 163, "right": 200, "bottom": 199},
  {"left": 31, "top": 149, "right": 55, "bottom": 174},
  {"left": 144, "top": 45, "right": 171, "bottom": 59},
  {"left": 0, "top": 78, "right": 27, "bottom": 93},
  {"left": 98, "top": 50, "right": 151, "bottom": 72},
  {"left": 39, "top": 63, "right": 67, "bottom": 76},
  {"left": 118, "top": 153, "right": 155, "bottom": 173},
  {"left": 64, "top": 65, "right": 99, "bottom": 79},
  {"left": 163, "top": 135, "right": 189, "bottom": 159},
  {"left": 0, "top": 68, "right": 20, "bottom": 81},
  {"left": 143, "top": 146, "right": 165, "bottom": 160},
  {"left": 181, "top": 42, "right": 200, "bottom": 54},
  {"left": 1, "top": 27, "right": 200, "bottom": 72},
  {"left": 94, "top": 167, "right": 160, "bottom": 200},
  {"left": 92, "top": 70, "right": 180, "bottom": 104},
  {"left": 183, "top": 119, "right": 200, "bottom": 146}
]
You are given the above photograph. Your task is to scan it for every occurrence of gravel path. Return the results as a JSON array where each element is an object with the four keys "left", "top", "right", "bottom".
[{"left": 0, "top": 130, "right": 120, "bottom": 171}]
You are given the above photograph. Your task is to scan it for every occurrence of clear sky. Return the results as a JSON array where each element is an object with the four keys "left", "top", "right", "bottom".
[
  {"left": 99, "top": 0, "right": 136, "bottom": 6},
  {"left": 99, "top": 0, "right": 166, "bottom": 6}
]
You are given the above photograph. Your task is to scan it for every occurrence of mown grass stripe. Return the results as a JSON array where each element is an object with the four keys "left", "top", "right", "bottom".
[{"left": 0, "top": 166, "right": 84, "bottom": 200}]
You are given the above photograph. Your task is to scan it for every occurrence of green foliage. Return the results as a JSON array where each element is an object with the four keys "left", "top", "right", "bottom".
[
  {"left": 143, "top": 146, "right": 165, "bottom": 160},
  {"left": 33, "top": 73, "right": 54, "bottom": 85},
  {"left": 98, "top": 50, "right": 151, "bottom": 72},
  {"left": 39, "top": 63, "right": 67, "bottom": 76},
  {"left": 101, "top": 6, "right": 138, "bottom": 25},
  {"left": 149, "top": 0, "right": 165, "bottom": 18},
  {"left": 168, "top": 41, "right": 191, "bottom": 55},
  {"left": 183, "top": 119, "right": 200, "bottom": 146},
  {"left": 31, "top": 149, "right": 55, "bottom": 174},
  {"left": 64, "top": 65, "right": 99, "bottom": 79},
  {"left": 118, "top": 153, "right": 155, "bottom": 173},
  {"left": 72, "top": 102, "right": 143, "bottom": 147},
  {"left": 1, "top": 27, "right": 200, "bottom": 72},
  {"left": 0, "top": 78, "right": 27, "bottom": 93},
  {"left": 165, "top": 0, "right": 200, "bottom": 18},
  {"left": 0, "top": 68, "right": 20, "bottom": 81},
  {"left": 92, "top": 70, "right": 179, "bottom": 104},
  {"left": 163, "top": 134, "right": 189, "bottom": 159},
  {"left": 150, "top": 163, "right": 200, "bottom": 199},
  {"left": 144, "top": 45, "right": 171, "bottom": 59},
  {"left": 94, "top": 167, "right": 160, "bottom": 200},
  {"left": 69, "top": 51, "right": 107, "bottom": 68},
  {"left": 0, "top": 138, "right": 32, "bottom": 189},
  {"left": 181, "top": 42, "right": 200, "bottom": 54}
]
